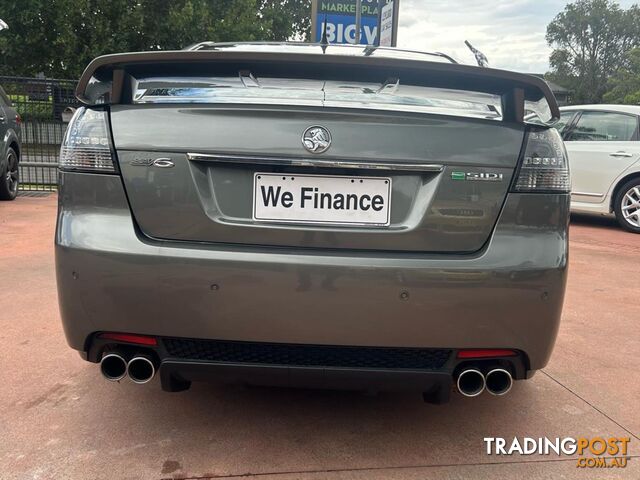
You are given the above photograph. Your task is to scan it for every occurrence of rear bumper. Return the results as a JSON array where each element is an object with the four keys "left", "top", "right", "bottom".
[
  {"left": 56, "top": 172, "right": 569, "bottom": 375},
  {"left": 86, "top": 335, "right": 528, "bottom": 403}
]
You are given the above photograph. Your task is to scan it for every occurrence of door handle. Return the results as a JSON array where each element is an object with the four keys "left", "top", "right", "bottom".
[{"left": 609, "top": 152, "right": 633, "bottom": 158}]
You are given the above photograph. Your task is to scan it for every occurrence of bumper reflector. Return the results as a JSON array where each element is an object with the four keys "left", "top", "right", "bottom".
[
  {"left": 98, "top": 332, "right": 158, "bottom": 346},
  {"left": 457, "top": 349, "right": 517, "bottom": 359}
]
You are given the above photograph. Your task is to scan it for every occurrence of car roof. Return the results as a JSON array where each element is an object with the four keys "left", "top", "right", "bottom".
[
  {"left": 186, "top": 41, "right": 458, "bottom": 65},
  {"left": 560, "top": 104, "right": 640, "bottom": 115}
]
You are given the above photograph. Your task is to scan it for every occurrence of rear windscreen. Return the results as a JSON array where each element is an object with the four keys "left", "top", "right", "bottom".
[{"left": 133, "top": 75, "right": 503, "bottom": 120}]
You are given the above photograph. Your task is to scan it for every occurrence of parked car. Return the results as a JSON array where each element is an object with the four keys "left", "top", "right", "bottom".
[
  {"left": 56, "top": 43, "right": 569, "bottom": 403},
  {"left": 0, "top": 86, "right": 21, "bottom": 200},
  {"left": 556, "top": 105, "right": 640, "bottom": 233}
]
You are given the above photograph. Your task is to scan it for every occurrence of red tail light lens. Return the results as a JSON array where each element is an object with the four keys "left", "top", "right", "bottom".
[
  {"left": 15, "top": 113, "right": 22, "bottom": 125},
  {"left": 98, "top": 332, "right": 157, "bottom": 346},
  {"left": 457, "top": 349, "right": 517, "bottom": 359}
]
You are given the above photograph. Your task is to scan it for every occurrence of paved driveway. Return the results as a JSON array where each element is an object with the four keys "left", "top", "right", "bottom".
[{"left": 0, "top": 195, "right": 638, "bottom": 479}]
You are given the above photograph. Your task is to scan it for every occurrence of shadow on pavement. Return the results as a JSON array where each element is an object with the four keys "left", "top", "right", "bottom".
[{"left": 570, "top": 213, "right": 619, "bottom": 230}]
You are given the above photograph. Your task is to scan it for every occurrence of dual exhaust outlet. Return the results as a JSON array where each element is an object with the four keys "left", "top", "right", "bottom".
[
  {"left": 456, "top": 368, "right": 513, "bottom": 397},
  {"left": 100, "top": 352, "right": 156, "bottom": 384}
]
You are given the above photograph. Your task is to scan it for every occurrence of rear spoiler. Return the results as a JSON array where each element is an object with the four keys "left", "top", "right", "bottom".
[{"left": 77, "top": 49, "right": 560, "bottom": 124}]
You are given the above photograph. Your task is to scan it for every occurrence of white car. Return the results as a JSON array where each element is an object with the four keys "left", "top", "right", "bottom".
[{"left": 556, "top": 105, "right": 640, "bottom": 233}]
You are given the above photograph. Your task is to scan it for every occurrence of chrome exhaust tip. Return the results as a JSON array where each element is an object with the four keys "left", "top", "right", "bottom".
[
  {"left": 456, "top": 368, "right": 486, "bottom": 397},
  {"left": 485, "top": 368, "right": 513, "bottom": 396},
  {"left": 100, "top": 353, "right": 127, "bottom": 381},
  {"left": 127, "top": 356, "right": 156, "bottom": 384}
]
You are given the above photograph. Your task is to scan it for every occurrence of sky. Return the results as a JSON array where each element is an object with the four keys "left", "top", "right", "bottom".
[{"left": 396, "top": 0, "right": 638, "bottom": 73}]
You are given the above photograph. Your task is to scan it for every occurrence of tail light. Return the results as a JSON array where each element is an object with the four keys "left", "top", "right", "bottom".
[
  {"left": 59, "top": 107, "right": 117, "bottom": 173},
  {"left": 15, "top": 113, "right": 22, "bottom": 125},
  {"left": 512, "top": 127, "right": 570, "bottom": 193}
]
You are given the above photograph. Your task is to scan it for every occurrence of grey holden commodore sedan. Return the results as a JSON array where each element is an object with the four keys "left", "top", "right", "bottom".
[{"left": 56, "top": 43, "right": 569, "bottom": 403}]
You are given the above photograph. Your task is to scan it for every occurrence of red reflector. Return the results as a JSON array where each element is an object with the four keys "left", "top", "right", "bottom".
[
  {"left": 15, "top": 114, "right": 22, "bottom": 125},
  {"left": 99, "top": 333, "right": 157, "bottom": 346},
  {"left": 457, "top": 349, "right": 517, "bottom": 359}
]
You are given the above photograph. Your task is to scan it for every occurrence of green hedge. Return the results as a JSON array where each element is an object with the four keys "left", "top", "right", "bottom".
[{"left": 8, "top": 94, "right": 55, "bottom": 121}]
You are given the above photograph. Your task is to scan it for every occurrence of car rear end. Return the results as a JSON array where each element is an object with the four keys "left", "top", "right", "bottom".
[{"left": 55, "top": 44, "right": 569, "bottom": 403}]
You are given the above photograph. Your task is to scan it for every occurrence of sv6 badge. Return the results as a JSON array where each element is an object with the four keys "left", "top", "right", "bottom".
[{"left": 130, "top": 158, "right": 175, "bottom": 168}]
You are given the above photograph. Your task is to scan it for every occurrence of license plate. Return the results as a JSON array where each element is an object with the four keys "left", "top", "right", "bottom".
[{"left": 253, "top": 173, "right": 392, "bottom": 226}]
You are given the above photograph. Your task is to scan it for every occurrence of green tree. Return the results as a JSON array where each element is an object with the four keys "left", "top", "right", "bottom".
[
  {"left": 603, "top": 47, "right": 640, "bottom": 103},
  {"left": 546, "top": 0, "right": 640, "bottom": 103},
  {"left": 259, "top": 0, "right": 311, "bottom": 41},
  {"left": 0, "top": 0, "right": 311, "bottom": 78}
]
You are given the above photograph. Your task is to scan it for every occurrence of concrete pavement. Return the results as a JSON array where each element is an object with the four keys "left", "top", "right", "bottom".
[{"left": 0, "top": 195, "right": 638, "bottom": 479}]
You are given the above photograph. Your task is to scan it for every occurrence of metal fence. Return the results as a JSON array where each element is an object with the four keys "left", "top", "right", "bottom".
[{"left": 1, "top": 76, "right": 79, "bottom": 191}]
